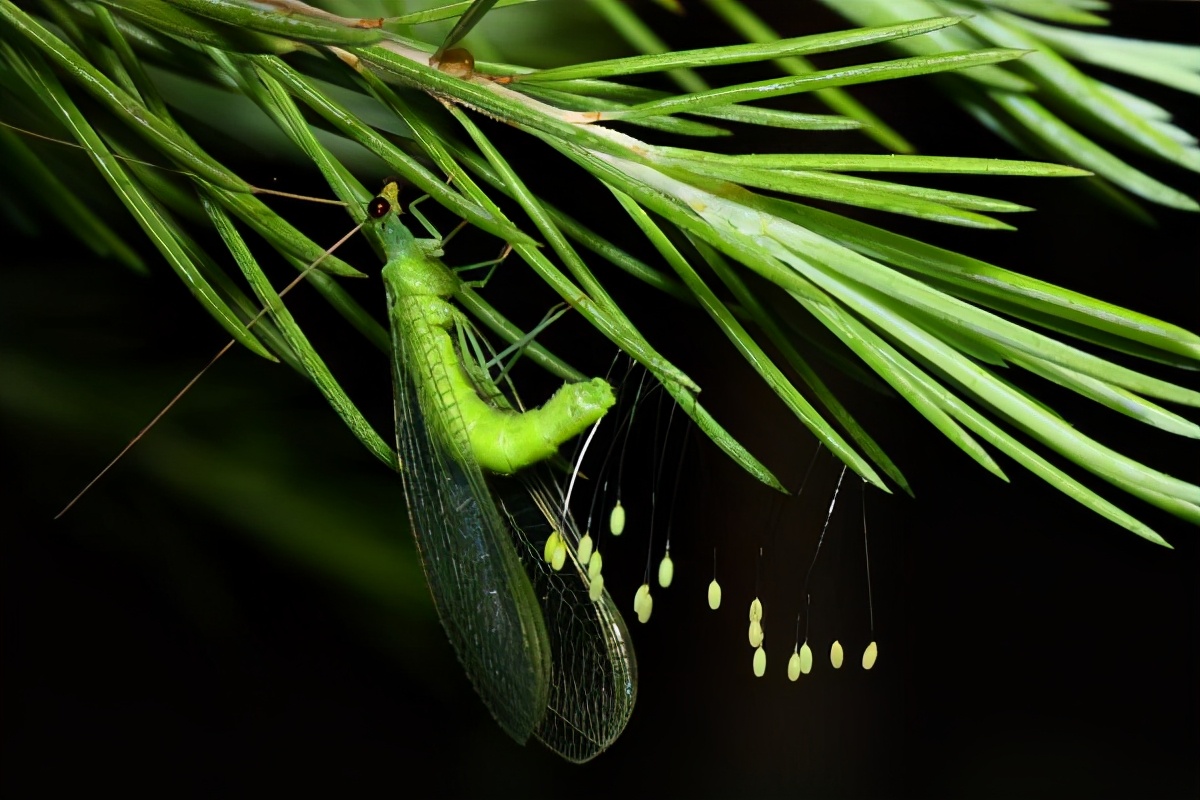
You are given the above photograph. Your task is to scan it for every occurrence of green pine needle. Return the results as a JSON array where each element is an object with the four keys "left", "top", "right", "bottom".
[{"left": 1, "top": 0, "right": 1196, "bottom": 546}]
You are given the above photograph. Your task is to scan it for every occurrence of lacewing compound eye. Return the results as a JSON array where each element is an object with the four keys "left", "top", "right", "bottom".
[{"left": 368, "top": 196, "right": 391, "bottom": 219}]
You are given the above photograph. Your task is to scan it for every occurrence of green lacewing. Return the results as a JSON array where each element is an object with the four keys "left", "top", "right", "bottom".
[{"left": 368, "top": 182, "right": 636, "bottom": 761}]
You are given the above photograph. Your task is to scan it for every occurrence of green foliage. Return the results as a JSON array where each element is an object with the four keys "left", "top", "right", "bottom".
[
  {"left": 1, "top": 0, "right": 1197, "bottom": 546},
  {"left": 817, "top": 0, "right": 1200, "bottom": 211}
]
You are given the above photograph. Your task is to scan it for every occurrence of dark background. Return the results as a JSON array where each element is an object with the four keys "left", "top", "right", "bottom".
[{"left": 2, "top": 2, "right": 1197, "bottom": 797}]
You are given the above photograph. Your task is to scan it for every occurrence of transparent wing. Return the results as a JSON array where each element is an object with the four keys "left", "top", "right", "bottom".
[
  {"left": 386, "top": 284, "right": 552, "bottom": 744},
  {"left": 496, "top": 473, "right": 639, "bottom": 763},
  {"left": 457, "top": 311, "right": 638, "bottom": 761}
]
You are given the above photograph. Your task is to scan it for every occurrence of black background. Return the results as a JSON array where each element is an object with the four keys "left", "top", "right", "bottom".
[{"left": 3, "top": 2, "right": 1197, "bottom": 797}]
